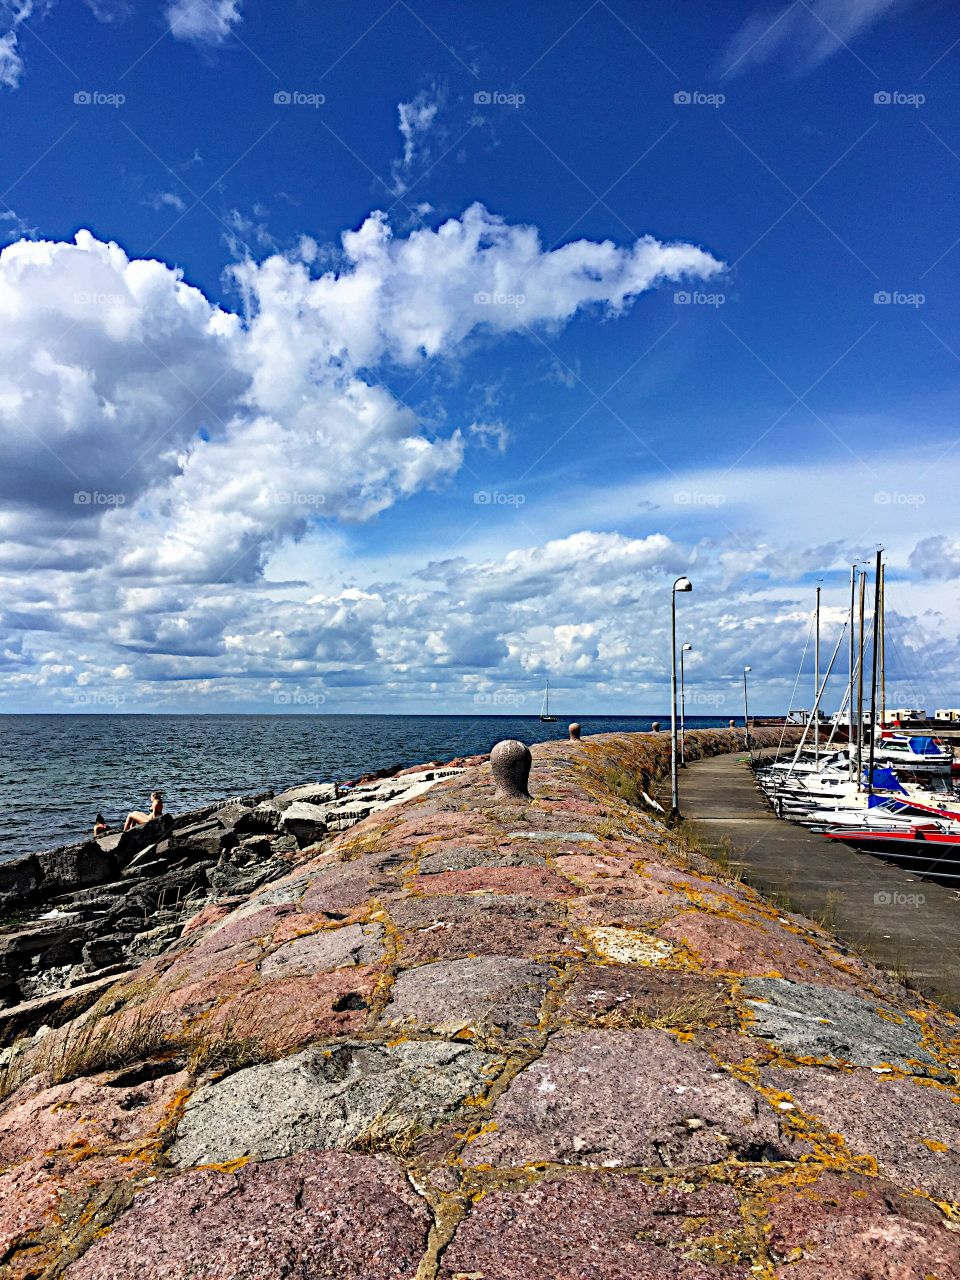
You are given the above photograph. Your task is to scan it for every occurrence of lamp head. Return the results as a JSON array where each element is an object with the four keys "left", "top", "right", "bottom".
[
  {"left": 673, "top": 576, "right": 693, "bottom": 593},
  {"left": 744, "top": 665, "right": 752, "bottom": 673},
  {"left": 682, "top": 642, "right": 692, "bottom": 652}
]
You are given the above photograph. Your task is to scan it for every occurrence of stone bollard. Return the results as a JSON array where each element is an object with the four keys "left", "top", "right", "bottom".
[
  {"left": 491, "top": 739, "right": 532, "bottom": 802},
  {"left": 568, "top": 722, "right": 581, "bottom": 741},
  {"left": 651, "top": 721, "right": 661, "bottom": 733},
  {"left": 729, "top": 719, "right": 736, "bottom": 729}
]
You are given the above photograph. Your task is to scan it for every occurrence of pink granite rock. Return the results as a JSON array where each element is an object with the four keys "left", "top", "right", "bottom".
[
  {"left": 190, "top": 903, "right": 299, "bottom": 955},
  {"left": 63, "top": 1151, "right": 431, "bottom": 1280},
  {"left": 569, "top": 892, "right": 685, "bottom": 929},
  {"left": 387, "top": 811, "right": 488, "bottom": 843},
  {"left": 413, "top": 865, "right": 580, "bottom": 899},
  {"left": 764, "top": 1171, "right": 960, "bottom": 1278},
  {"left": 260, "top": 922, "right": 384, "bottom": 979},
  {"left": 440, "top": 1173, "right": 749, "bottom": 1279},
  {"left": 198, "top": 966, "right": 380, "bottom": 1052},
  {"left": 558, "top": 966, "right": 735, "bottom": 1028},
  {"left": 300, "top": 853, "right": 397, "bottom": 917},
  {"left": 763, "top": 1065, "right": 960, "bottom": 1202},
  {"left": 380, "top": 956, "right": 552, "bottom": 1044},
  {"left": 657, "top": 912, "right": 865, "bottom": 989},
  {"left": 0, "top": 1065, "right": 190, "bottom": 1272},
  {"left": 270, "top": 909, "right": 344, "bottom": 944},
  {"left": 467, "top": 1028, "right": 791, "bottom": 1169},
  {"left": 555, "top": 852, "right": 654, "bottom": 895},
  {"left": 398, "top": 913, "right": 574, "bottom": 964},
  {"left": 178, "top": 901, "right": 234, "bottom": 937}
]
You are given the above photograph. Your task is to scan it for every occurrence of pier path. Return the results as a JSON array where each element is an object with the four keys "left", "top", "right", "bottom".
[{"left": 681, "top": 748, "right": 960, "bottom": 1008}]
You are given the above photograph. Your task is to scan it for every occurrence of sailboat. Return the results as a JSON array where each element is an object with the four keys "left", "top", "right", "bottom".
[
  {"left": 539, "top": 679, "right": 558, "bottom": 722},
  {"left": 756, "top": 551, "right": 959, "bottom": 851}
]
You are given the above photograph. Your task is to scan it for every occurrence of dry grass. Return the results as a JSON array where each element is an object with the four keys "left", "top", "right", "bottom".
[
  {"left": 186, "top": 1014, "right": 279, "bottom": 1078},
  {"left": 814, "top": 890, "right": 841, "bottom": 932},
  {"left": 681, "top": 830, "right": 744, "bottom": 884},
  {"left": 0, "top": 1004, "right": 190, "bottom": 1103},
  {"left": 0, "top": 1002, "right": 284, "bottom": 1105},
  {"left": 602, "top": 762, "right": 652, "bottom": 810},
  {"left": 587, "top": 989, "right": 729, "bottom": 1033},
  {"left": 46, "top": 1007, "right": 182, "bottom": 1084},
  {"left": 350, "top": 1114, "right": 425, "bottom": 1159}
]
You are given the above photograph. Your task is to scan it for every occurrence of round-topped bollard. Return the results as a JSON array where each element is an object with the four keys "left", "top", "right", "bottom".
[
  {"left": 651, "top": 721, "right": 661, "bottom": 733},
  {"left": 729, "top": 719, "right": 736, "bottom": 729},
  {"left": 568, "top": 722, "right": 581, "bottom": 741},
  {"left": 490, "top": 739, "right": 532, "bottom": 802}
]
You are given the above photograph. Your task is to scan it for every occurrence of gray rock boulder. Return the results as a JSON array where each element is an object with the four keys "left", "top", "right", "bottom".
[
  {"left": 232, "top": 802, "right": 283, "bottom": 835},
  {"left": 279, "top": 801, "right": 329, "bottom": 848},
  {"left": 0, "top": 855, "right": 39, "bottom": 910},
  {"left": 741, "top": 977, "right": 936, "bottom": 1072},
  {"left": 380, "top": 957, "right": 551, "bottom": 1046},
  {"left": 117, "top": 815, "right": 173, "bottom": 861},
  {"left": 36, "top": 842, "right": 117, "bottom": 895},
  {"left": 273, "top": 782, "right": 339, "bottom": 810},
  {"left": 170, "top": 1040, "right": 500, "bottom": 1166}
]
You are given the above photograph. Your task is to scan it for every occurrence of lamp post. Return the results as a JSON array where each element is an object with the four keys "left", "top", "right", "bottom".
[
  {"left": 680, "top": 642, "right": 692, "bottom": 767},
  {"left": 670, "top": 576, "right": 693, "bottom": 816},
  {"left": 742, "top": 666, "right": 752, "bottom": 749}
]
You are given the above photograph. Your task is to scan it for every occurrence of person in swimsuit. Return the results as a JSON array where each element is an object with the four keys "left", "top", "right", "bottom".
[
  {"left": 123, "top": 790, "right": 163, "bottom": 832},
  {"left": 93, "top": 813, "right": 110, "bottom": 838}
]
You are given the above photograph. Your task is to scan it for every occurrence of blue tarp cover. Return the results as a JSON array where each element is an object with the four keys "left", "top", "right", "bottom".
[{"left": 863, "top": 766, "right": 906, "bottom": 794}]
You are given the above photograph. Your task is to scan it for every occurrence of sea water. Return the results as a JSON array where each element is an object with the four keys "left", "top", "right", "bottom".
[{"left": 0, "top": 713, "right": 736, "bottom": 860}]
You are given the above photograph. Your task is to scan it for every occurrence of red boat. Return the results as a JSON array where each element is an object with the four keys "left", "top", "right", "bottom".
[{"left": 820, "top": 822, "right": 960, "bottom": 866}]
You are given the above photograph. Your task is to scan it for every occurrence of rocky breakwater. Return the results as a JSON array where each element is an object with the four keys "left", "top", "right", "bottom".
[
  {"left": 2, "top": 726, "right": 960, "bottom": 1279},
  {"left": 0, "top": 763, "right": 469, "bottom": 1042}
]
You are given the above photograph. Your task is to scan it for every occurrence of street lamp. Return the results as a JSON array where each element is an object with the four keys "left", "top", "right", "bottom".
[
  {"left": 680, "top": 643, "right": 692, "bottom": 767},
  {"left": 670, "top": 576, "right": 693, "bottom": 816},
  {"left": 742, "top": 666, "right": 752, "bottom": 749}
]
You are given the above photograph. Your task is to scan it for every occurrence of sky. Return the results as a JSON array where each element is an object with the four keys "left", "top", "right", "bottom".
[{"left": 0, "top": 0, "right": 958, "bottom": 717}]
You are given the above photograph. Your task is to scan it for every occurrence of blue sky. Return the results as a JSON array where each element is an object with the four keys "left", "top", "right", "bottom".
[{"left": 0, "top": 0, "right": 958, "bottom": 715}]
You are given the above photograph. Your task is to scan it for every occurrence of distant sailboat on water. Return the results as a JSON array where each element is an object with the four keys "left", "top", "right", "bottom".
[{"left": 540, "top": 679, "right": 558, "bottom": 722}]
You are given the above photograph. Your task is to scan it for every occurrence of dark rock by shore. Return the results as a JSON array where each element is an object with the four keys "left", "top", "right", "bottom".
[{"left": 0, "top": 761, "right": 477, "bottom": 1032}]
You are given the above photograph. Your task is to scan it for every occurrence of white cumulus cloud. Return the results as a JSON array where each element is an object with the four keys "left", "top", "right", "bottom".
[
  {"left": 0, "top": 204, "right": 727, "bottom": 703},
  {"left": 166, "top": 0, "right": 242, "bottom": 45}
]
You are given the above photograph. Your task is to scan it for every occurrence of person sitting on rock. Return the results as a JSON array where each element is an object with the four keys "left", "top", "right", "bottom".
[
  {"left": 123, "top": 790, "right": 163, "bottom": 832},
  {"left": 93, "top": 813, "right": 110, "bottom": 838}
]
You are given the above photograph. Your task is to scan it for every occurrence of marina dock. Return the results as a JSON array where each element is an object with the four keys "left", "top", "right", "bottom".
[{"left": 682, "top": 749, "right": 960, "bottom": 1009}]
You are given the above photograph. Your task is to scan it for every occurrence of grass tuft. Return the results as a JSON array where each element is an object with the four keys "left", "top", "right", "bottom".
[{"left": 587, "top": 989, "right": 728, "bottom": 1033}]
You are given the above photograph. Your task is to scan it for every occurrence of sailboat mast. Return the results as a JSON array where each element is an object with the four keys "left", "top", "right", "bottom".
[
  {"left": 856, "top": 570, "right": 866, "bottom": 786},
  {"left": 847, "top": 564, "right": 855, "bottom": 778},
  {"left": 885, "top": 563, "right": 890, "bottom": 732},
  {"left": 814, "top": 584, "right": 820, "bottom": 762},
  {"left": 867, "top": 549, "right": 882, "bottom": 791}
]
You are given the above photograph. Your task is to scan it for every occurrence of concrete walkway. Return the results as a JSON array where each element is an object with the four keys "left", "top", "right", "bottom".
[{"left": 681, "top": 749, "right": 960, "bottom": 1009}]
